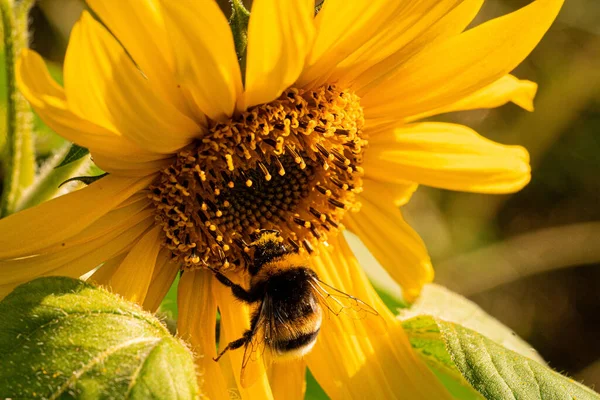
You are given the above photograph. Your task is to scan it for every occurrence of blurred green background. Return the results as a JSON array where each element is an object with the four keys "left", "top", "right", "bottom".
[{"left": 1, "top": 0, "right": 599, "bottom": 395}]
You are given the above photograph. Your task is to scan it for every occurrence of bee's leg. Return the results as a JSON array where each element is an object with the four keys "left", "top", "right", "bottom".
[
  {"left": 213, "top": 331, "right": 252, "bottom": 361},
  {"left": 208, "top": 267, "right": 254, "bottom": 302}
]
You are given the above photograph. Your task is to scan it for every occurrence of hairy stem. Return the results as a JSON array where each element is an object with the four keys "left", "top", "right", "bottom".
[{"left": 0, "top": 0, "right": 35, "bottom": 217}]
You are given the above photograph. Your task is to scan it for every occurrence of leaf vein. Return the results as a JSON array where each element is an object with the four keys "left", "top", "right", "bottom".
[
  {"left": 523, "top": 359, "right": 543, "bottom": 399},
  {"left": 48, "top": 336, "right": 160, "bottom": 400},
  {"left": 124, "top": 338, "right": 165, "bottom": 399}
]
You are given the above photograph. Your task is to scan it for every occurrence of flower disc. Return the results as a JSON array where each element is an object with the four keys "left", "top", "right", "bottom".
[{"left": 149, "top": 85, "right": 366, "bottom": 269}]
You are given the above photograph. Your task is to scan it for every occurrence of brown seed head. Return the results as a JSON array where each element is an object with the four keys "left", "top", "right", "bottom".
[{"left": 149, "top": 85, "right": 366, "bottom": 270}]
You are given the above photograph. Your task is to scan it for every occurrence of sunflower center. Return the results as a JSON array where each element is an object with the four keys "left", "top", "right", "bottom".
[{"left": 149, "top": 85, "right": 366, "bottom": 270}]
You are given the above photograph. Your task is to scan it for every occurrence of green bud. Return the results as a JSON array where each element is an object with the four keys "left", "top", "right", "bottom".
[{"left": 0, "top": 277, "right": 199, "bottom": 399}]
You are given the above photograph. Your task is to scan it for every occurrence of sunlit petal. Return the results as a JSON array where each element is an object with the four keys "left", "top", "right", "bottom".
[
  {"left": 334, "top": 0, "right": 483, "bottom": 87},
  {"left": 213, "top": 279, "right": 274, "bottom": 399},
  {"left": 407, "top": 74, "right": 538, "bottom": 121},
  {"left": 88, "top": 253, "right": 127, "bottom": 287},
  {"left": 108, "top": 225, "right": 163, "bottom": 304},
  {"left": 360, "top": 0, "right": 563, "bottom": 119},
  {"left": 142, "top": 250, "right": 180, "bottom": 313},
  {"left": 307, "top": 236, "right": 452, "bottom": 399},
  {"left": 298, "top": 0, "right": 406, "bottom": 87},
  {"left": 268, "top": 361, "right": 306, "bottom": 400},
  {"left": 0, "top": 218, "right": 152, "bottom": 299},
  {"left": 365, "top": 122, "right": 531, "bottom": 193},
  {"left": 86, "top": 0, "right": 193, "bottom": 118},
  {"left": 178, "top": 269, "right": 231, "bottom": 400},
  {"left": 346, "top": 180, "right": 433, "bottom": 301},
  {"left": 242, "top": 0, "right": 315, "bottom": 108},
  {"left": 0, "top": 174, "right": 155, "bottom": 260},
  {"left": 160, "top": 0, "right": 242, "bottom": 120},
  {"left": 16, "top": 49, "right": 162, "bottom": 163},
  {"left": 65, "top": 12, "right": 200, "bottom": 154}
]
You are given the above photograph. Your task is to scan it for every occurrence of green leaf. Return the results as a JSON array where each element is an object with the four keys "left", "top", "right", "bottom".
[
  {"left": 401, "top": 284, "right": 544, "bottom": 363},
  {"left": 403, "top": 316, "right": 600, "bottom": 400},
  {"left": 0, "top": 277, "right": 199, "bottom": 399},
  {"left": 55, "top": 144, "right": 90, "bottom": 168},
  {"left": 229, "top": 0, "right": 249, "bottom": 76},
  {"left": 59, "top": 172, "right": 108, "bottom": 187},
  {"left": 429, "top": 366, "right": 485, "bottom": 400},
  {"left": 373, "top": 281, "right": 408, "bottom": 311},
  {"left": 403, "top": 316, "right": 485, "bottom": 399},
  {"left": 305, "top": 369, "right": 329, "bottom": 400}
]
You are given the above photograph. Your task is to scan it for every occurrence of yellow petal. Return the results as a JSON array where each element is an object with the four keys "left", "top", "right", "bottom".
[
  {"left": 213, "top": 278, "right": 274, "bottom": 399},
  {"left": 0, "top": 215, "right": 153, "bottom": 285},
  {"left": 365, "top": 122, "right": 531, "bottom": 193},
  {"left": 360, "top": 0, "right": 563, "bottom": 119},
  {"left": 36, "top": 196, "right": 152, "bottom": 255},
  {"left": 307, "top": 236, "right": 452, "bottom": 399},
  {"left": 388, "top": 181, "right": 419, "bottom": 207},
  {"left": 0, "top": 218, "right": 153, "bottom": 299},
  {"left": 298, "top": 0, "right": 406, "bottom": 88},
  {"left": 107, "top": 225, "right": 163, "bottom": 304},
  {"left": 17, "top": 49, "right": 160, "bottom": 162},
  {"left": 333, "top": 0, "right": 483, "bottom": 87},
  {"left": 407, "top": 74, "right": 538, "bottom": 121},
  {"left": 456, "top": 75, "right": 538, "bottom": 112},
  {"left": 65, "top": 12, "right": 200, "bottom": 154},
  {"left": 0, "top": 174, "right": 155, "bottom": 260},
  {"left": 242, "top": 0, "right": 315, "bottom": 109},
  {"left": 345, "top": 180, "right": 433, "bottom": 301},
  {"left": 90, "top": 153, "right": 173, "bottom": 177},
  {"left": 160, "top": 0, "right": 242, "bottom": 120},
  {"left": 86, "top": 0, "right": 194, "bottom": 120},
  {"left": 142, "top": 250, "right": 180, "bottom": 312},
  {"left": 268, "top": 361, "right": 306, "bottom": 400},
  {"left": 117, "top": 192, "right": 150, "bottom": 208},
  {"left": 216, "top": 321, "right": 243, "bottom": 397},
  {"left": 88, "top": 253, "right": 128, "bottom": 287},
  {"left": 178, "top": 269, "right": 231, "bottom": 400}
]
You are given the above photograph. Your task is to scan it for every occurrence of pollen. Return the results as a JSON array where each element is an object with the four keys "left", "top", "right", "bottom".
[{"left": 149, "top": 85, "right": 366, "bottom": 270}]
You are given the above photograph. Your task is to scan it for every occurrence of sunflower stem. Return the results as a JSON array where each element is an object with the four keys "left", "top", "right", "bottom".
[
  {"left": 229, "top": 0, "right": 249, "bottom": 79},
  {"left": 0, "top": 0, "right": 35, "bottom": 217}
]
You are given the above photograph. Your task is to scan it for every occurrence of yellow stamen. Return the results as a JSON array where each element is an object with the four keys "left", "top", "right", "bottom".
[{"left": 149, "top": 85, "right": 366, "bottom": 270}]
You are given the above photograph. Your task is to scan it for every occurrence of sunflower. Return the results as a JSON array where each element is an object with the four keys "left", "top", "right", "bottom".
[{"left": 0, "top": 0, "right": 561, "bottom": 398}]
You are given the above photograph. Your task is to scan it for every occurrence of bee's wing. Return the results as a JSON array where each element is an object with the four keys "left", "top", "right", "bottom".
[
  {"left": 309, "top": 278, "right": 386, "bottom": 336},
  {"left": 310, "top": 278, "right": 379, "bottom": 318},
  {"left": 240, "top": 298, "right": 275, "bottom": 388}
]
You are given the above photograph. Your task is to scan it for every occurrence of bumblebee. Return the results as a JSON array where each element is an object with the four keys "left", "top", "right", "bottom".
[{"left": 209, "top": 230, "right": 378, "bottom": 387}]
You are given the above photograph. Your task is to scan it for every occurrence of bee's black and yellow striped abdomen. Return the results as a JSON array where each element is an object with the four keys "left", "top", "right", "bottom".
[{"left": 252, "top": 267, "right": 323, "bottom": 359}]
